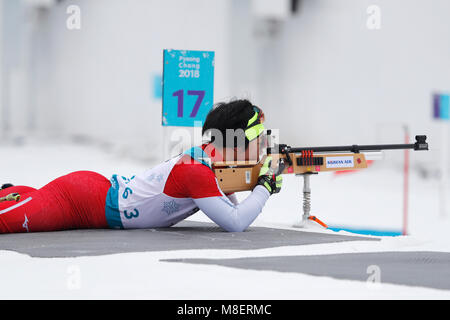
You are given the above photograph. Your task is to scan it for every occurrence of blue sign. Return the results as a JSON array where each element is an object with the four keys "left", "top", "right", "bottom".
[
  {"left": 162, "top": 49, "right": 215, "bottom": 127},
  {"left": 152, "top": 74, "right": 162, "bottom": 99},
  {"left": 433, "top": 93, "right": 450, "bottom": 120}
]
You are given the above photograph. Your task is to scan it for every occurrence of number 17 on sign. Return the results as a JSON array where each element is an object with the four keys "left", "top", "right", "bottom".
[
  {"left": 162, "top": 49, "right": 215, "bottom": 127},
  {"left": 172, "top": 90, "right": 205, "bottom": 118}
]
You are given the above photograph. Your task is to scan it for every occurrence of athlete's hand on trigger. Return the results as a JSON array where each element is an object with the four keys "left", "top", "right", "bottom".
[{"left": 255, "top": 156, "right": 283, "bottom": 195}]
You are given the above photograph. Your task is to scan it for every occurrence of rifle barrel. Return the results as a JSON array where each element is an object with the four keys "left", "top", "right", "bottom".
[
  {"left": 289, "top": 143, "right": 414, "bottom": 153},
  {"left": 272, "top": 135, "right": 428, "bottom": 154}
]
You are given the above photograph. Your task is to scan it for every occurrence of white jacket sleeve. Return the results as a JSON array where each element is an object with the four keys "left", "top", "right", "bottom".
[
  {"left": 226, "top": 193, "right": 239, "bottom": 205},
  {"left": 193, "top": 185, "right": 270, "bottom": 232}
]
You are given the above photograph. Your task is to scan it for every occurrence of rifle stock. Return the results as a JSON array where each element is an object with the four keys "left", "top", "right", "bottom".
[
  {"left": 213, "top": 153, "right": 368, "bottom": 193},
  {"left": 213, "top": 135, "right": 428, "bottom": 193}
]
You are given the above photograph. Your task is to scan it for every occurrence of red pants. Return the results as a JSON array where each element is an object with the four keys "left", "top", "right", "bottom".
[{"left": 0, "top": 171, "right": 110, "bottom": 233}]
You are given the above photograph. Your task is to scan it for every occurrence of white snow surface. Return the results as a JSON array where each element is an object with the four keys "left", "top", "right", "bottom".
[{"left": 1, "top": 138, "right": 450, "bottom": 299}]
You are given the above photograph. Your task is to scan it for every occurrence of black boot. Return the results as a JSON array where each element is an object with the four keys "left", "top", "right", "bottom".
[{"left": 1, "top": 183, "right": 14, "bottom": 190}]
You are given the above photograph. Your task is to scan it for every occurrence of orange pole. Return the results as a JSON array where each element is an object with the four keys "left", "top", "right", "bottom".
[{"left": 308, "top": 215, "right": 328, "bottom": 229}]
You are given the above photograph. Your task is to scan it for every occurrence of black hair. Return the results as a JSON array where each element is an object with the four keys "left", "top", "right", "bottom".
[{"left": 202, "top": 99, "right": 260, "bottom": 149}]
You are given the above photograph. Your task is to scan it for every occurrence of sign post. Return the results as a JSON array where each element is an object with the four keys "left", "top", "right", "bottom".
[{"left": 161, "top": 49, "right": 215, "bottom": 159}]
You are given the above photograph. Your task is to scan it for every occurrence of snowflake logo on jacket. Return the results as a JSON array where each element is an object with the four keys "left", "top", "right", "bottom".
[{"left": 162, "top": 200, "right": 180, "bottom": 215}]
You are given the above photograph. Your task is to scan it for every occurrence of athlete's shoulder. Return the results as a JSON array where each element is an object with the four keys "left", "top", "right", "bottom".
[{"left": 164, "top": 146, "right": 222, "bottom": 199}]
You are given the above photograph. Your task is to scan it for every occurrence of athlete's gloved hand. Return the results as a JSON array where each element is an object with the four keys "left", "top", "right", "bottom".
[{"left": 256, "top": 156, "right": 283, "bottom": 195}]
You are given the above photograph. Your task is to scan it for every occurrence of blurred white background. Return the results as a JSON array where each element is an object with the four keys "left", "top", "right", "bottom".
[{"left": 0, "top": 0, "right": 449, "bottom": 233}]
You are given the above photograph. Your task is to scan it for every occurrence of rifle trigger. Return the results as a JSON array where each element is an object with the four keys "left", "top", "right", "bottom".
[
  {"left": 276, "top": 158, "right": 287, "bottom": 175},
  {"left": 280, "top": 145, "right": 293, "bottom": 166}
]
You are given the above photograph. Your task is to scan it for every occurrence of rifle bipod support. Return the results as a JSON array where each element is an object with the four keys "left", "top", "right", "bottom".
[{"left": 293, "top": 172, "right": 328, "bottom": 229}]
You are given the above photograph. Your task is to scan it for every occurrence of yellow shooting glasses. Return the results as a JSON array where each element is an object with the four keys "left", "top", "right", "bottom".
[{"left": 245, "top": 108, "right": 265, "bottom": 142}]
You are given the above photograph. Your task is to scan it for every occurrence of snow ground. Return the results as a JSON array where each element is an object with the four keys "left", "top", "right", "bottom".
[{"left": 1, "top": 138, "right": 450, "bottom": 299}]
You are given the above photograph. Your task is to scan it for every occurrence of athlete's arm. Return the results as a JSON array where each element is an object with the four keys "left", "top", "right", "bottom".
[
  {"left": 166, "top": 156, "right": 271, "bottom": 232},
  {"left": 194, "top": 156, "right": 283, "bottom": 232},
  {"left": 167, "top": 153, "right": 282, "bottom": 232},
  {"left": 193, "top": 185, "right": 269, "bottom": 232},
  {"left": 225, "top": 193, "right": 239, "bottom": 205}
]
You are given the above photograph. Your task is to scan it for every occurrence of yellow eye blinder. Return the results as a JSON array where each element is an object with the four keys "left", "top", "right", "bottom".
[{"left": 245, "top": 111, "right": 265, "bottom": 141}]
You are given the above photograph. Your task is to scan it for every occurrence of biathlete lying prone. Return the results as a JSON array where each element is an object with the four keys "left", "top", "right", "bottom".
[{"left": 0, "top": 99, "right": 282, "bottom": 233}]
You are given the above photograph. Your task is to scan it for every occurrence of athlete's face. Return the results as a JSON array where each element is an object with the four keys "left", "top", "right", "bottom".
[
  {"left": 220, "top": 109, "right": 266, "bottom": 162},
  {"left": 244, "top": 132, "right": 267, "bottom": 161},
  {"left": 244, "top": 112, "right": 266, "bottom": 161}
]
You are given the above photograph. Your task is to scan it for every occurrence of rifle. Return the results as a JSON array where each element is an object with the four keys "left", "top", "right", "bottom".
[{"left": 213, "top": 134, "right": 429, "bottom": 227}]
